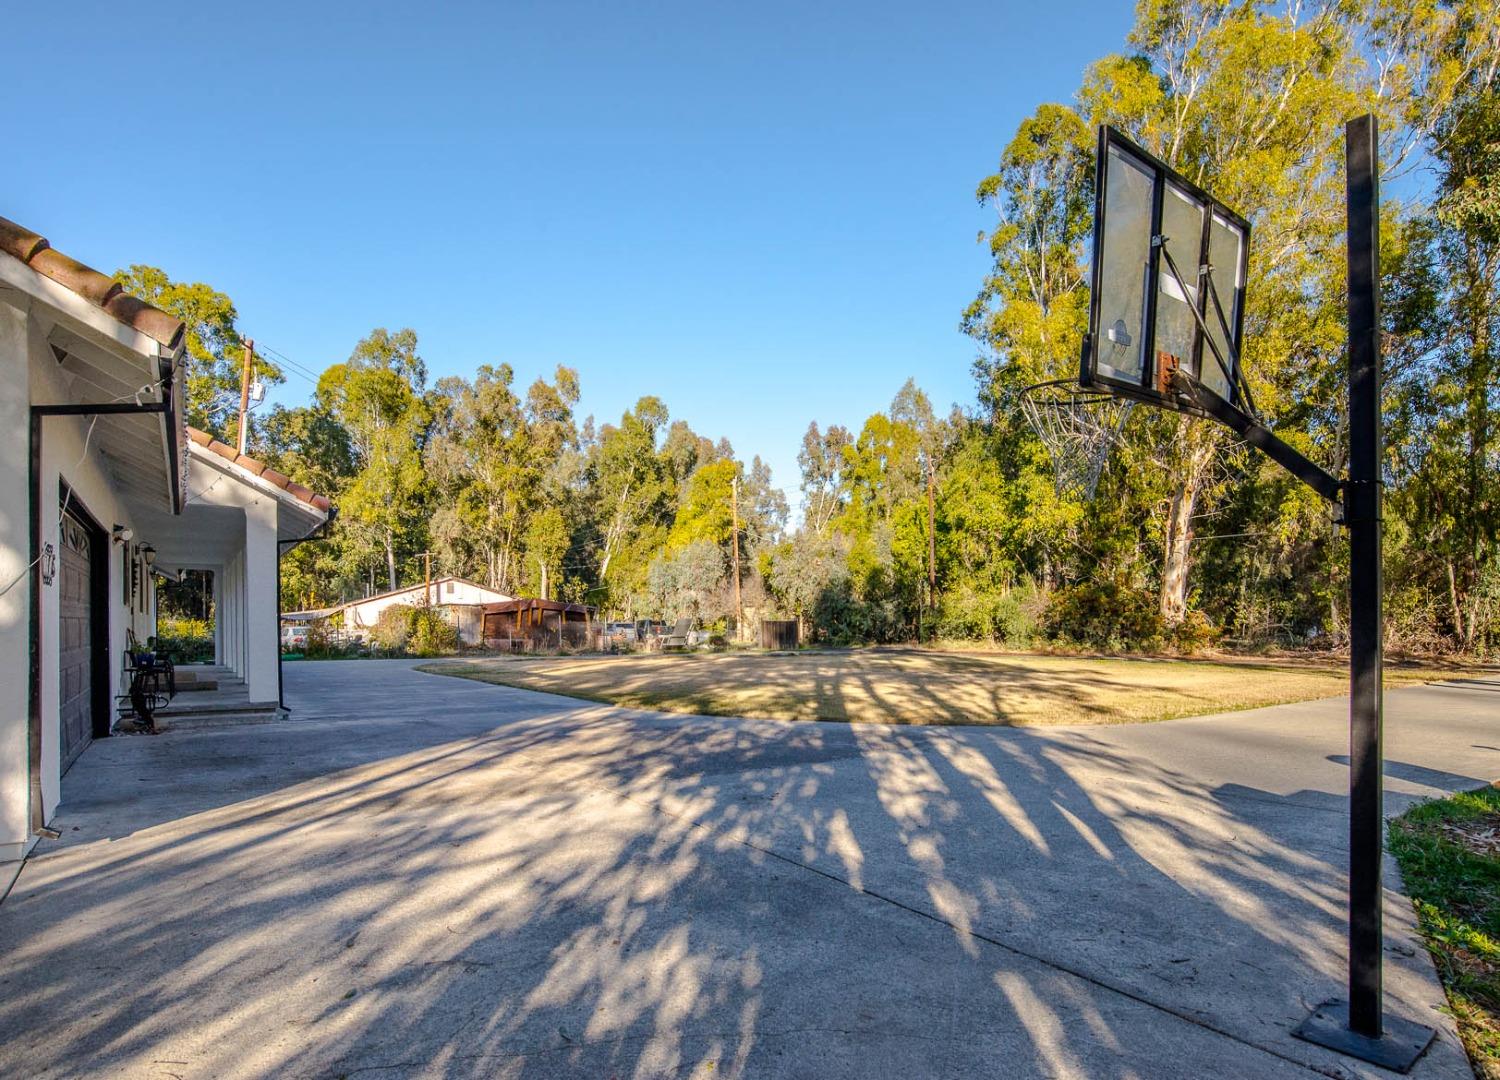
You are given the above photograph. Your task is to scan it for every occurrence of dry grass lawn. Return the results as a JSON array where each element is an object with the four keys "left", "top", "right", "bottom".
[{"left": 418, "top": 648, "right": 1483, "bottom": 727}]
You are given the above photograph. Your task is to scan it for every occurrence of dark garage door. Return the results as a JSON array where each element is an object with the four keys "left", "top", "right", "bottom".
[{"left": 58, "top": 510, "right": 95, "bottom": 772}]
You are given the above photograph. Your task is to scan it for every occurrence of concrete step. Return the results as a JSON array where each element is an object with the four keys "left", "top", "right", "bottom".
[
  {"left": 155, "top": 695, "right": 257, "bottom": 716},
  {"left": 154, "top": 706, "right": 287, "bottom": 731}
]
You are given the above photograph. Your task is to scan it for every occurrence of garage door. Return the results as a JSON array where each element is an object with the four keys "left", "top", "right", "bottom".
[{"left": 58, "top": 509, "right": 95, "bottom": 772}]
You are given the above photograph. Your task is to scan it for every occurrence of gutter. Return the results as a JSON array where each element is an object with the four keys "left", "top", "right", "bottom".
[{"left": 276, "top": 507, "right": 338, "bottom": 712}]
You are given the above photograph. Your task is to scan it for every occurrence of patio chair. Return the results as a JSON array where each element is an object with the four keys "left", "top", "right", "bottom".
[{"left": 658, "top": 617, "right": 694, "bottom": 651}]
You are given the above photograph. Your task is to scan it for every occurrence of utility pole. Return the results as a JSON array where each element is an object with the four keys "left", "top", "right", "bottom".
[
  {"left": 926, "top": 455, "right": 937, "bottom": 633},
  {"left": 237, "top": 338, "right": 255, "bottom": 455},
  {"left": 730, "top": 474, "right": 743, "bottom": 640},
  {"left": 414, "top": 551, "right": 434, "bottom": 606}
]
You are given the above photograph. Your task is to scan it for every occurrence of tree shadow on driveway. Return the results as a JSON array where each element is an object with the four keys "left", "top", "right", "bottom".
[{"left": 0, "top": 663, "right": 1475, "bottom": 1079}]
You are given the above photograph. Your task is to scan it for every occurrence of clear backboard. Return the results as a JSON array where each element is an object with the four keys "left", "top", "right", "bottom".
[{"left": 1081, "top": 126, "right": 1251, "bottom": 416}]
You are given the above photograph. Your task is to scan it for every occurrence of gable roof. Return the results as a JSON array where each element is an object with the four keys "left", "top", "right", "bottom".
[
  {"left": 342, "top": 576, "right": 512, "bottom": 609},
  {"left": 0, "top": 215, "right": 185, "bottom": 350},
  {"left": 187, "top": 426, "right": 333, "bottom": 513}
]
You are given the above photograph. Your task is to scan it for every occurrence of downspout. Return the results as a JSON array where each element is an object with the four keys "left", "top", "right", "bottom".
[
  {"left": 276, "top": 508, "right": 338, "bottom": 712},
  {"left": 28, "top": 373, "right": 178, "bottom": 835}
]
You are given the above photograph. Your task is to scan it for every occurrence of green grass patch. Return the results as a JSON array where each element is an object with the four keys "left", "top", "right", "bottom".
[{"left": 1390, "top": 785, "right": 1500, "bottom": 1078}]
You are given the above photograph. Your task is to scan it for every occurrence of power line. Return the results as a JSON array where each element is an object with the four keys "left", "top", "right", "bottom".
[{"left": 255, "top": 341, "right": 325, "bottom": 386}]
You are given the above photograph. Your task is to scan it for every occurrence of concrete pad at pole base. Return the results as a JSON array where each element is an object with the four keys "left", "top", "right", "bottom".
[{"left": 1296, "top": 999, "right": 1438, "bottom": 1073}]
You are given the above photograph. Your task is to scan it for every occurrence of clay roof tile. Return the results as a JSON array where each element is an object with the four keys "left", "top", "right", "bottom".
[
  {"left": 185, "top": 426, "right": 334, "bottom": 515},
  {"left": 0, "top": 214, "right": 186, "bottom": 348}
]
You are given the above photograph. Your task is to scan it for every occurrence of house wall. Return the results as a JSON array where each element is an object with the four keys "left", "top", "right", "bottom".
[
  {"left": 207, "top": 515, "right": 278, "bottom": 704},
  {"left": 242, "top": 498, "right": 278, "bottom": 703},
  {"left": 343, "top": 579, "right": 512, "bottom": 638},
  {"left": 441, "top": 604, "right": 487, "bottom": 646},
  {"left": 0, "top": 299, "right": 33, "bottom": 862},
  {"left": 0, "top": 296, "right": 158, "bottom": 862}
]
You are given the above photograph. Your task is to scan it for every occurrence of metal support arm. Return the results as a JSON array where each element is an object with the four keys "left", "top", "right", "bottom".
[{"left": 1170, "top": 372, "right": 1341, "bottom": 504}]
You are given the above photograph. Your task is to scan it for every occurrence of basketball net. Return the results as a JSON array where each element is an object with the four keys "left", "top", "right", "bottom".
[{"left": 1018, "top": 379, "right": 1134, "bottom": 500}]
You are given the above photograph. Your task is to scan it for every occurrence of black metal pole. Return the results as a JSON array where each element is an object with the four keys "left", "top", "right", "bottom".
[
  {"left": 1293, "top": 115, "right": 1433, "bottom": 1072},
  {"left": 1344, "top": 111, "right": 1384, "bottom": 1040}
]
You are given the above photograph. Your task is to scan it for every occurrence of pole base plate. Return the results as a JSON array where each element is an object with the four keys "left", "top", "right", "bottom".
[{"left": 1293, "top": 1000, "right": 1436, "bottom": 1073}]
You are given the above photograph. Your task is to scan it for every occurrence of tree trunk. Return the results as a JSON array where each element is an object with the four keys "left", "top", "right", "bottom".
[
  {"left": 1447, "top": 560, "right": 1466, "bottom": 647},
  {"left": 1160, "top": 477, "right": 1197, "bottom": 625},
  {"left": 384, "top": 531, "right": 397, "bottom": 592},
  {"left": 1159, "top": 423, "right": 1215, "bottom": 626}
]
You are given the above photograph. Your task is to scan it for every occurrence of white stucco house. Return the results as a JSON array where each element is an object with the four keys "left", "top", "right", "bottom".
[
  {"left": 330, "top": 576, "right": 513, "bottom": 642},
  {"left": 0, "top": 216, "right": 331, "bottom": 866}
]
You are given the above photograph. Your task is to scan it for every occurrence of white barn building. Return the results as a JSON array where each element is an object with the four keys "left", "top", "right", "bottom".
[{"left": 333, "top": 577, "right": 514, "bottom": 642}]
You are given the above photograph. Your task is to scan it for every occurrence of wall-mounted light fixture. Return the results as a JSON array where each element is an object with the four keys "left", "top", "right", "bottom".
[
  {"left": 141, "top": 544, "right": 156, "bottom": 567},
  {"left": 112, "top": 524, "right": 133, "bottom": 545}
]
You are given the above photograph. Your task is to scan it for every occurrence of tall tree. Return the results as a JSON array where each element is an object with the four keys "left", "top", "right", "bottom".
[
  {"left": 425, "top": 363, "right": 579, "bottom": 591},
  {"left": 317, "top": 328, "right": 431, "bottom": 591},
  {"left": 587, "top": 397, "right": 673, "bottom": 604}
]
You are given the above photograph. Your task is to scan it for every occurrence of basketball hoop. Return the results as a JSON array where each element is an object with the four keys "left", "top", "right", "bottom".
[{"left": 1018, "top": 379, "right": 1133, "bottom": 500}]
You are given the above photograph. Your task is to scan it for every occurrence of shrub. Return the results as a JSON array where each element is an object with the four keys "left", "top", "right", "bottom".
[
  {"left": 1045, "top": 578, "right": 1166, "bottom": 651},
  {"left": 1169, "top": 608, "right": 1219, "bottom": 653},
  {"left": 936, "top": 581, "right": 1044, "bottom": 647},
  {"left": 368, "top": 606, "right": 411, "bottom": 654},
  {"left": 303, "top": 620, "right": 360, "bottom": 660},
  {"left": 808, "top": 580, "right": 904, "bottom": 645},
  {"left": 369, "top": 605, "right": 460, "bottom": 658},
  {"left": 155, "top": 615, "right": 214, "bottom": 664},
  {"left": 408, "top": 607, "right": 459, "bottom": 657}
]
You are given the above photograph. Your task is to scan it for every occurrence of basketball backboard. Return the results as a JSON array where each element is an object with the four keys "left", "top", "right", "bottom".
[{"left": 1081, "top": 126, "right": 1251, "bottom": 416}]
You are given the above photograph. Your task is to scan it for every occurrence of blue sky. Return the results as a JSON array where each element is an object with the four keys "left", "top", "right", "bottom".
[{"left": 7, "top": 1, "right": 1134, "bottom": 510}]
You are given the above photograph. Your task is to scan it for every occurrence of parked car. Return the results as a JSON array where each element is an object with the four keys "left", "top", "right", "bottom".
[
  {"left": 635, "top": 619, "right": 667, "bottom": 640},
  {"left": 602, "top": 621, "right": 638, "bottom": 649},
  {"left": 281, "top": 625, "right": 309, "bottom": 650}
]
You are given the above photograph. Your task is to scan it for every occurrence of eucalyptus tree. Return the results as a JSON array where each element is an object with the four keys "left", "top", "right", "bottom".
[
  {"left": 424, "top": 363, "right": 580, "bottom": 592},
  {"left": 316, "top": 328, "right": 432, "bottom": 591},
  {"left": 1382, "top": 0, "right": 1500, "bottom": 650},
  {"left": 587, "top": 397, "right": 673, "bottom": 605}
]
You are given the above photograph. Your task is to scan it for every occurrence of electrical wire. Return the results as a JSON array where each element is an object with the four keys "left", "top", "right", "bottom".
[{"left": 256, "top": 342, "right": 325, "bottom": 386}]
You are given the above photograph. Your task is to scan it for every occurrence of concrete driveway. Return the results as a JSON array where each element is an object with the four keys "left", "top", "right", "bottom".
[{"left": 0, "top": 660, "right": 1495, "bottom": 1079}]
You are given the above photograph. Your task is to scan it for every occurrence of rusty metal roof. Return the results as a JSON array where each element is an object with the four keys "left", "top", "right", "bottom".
[
  {"left": 0, "top": 215, "right": 185, "bottom": 349},
  {"left": 483, "top": 598, "right": 595, "bottom": 615}
]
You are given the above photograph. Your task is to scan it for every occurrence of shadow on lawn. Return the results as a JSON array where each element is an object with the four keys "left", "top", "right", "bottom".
[
  {"left": 0, "top": 662, "right": 1433, "bottom": 1078},
  {"left": 425, "top": 648, "right": 1271, "bottom": 727}
]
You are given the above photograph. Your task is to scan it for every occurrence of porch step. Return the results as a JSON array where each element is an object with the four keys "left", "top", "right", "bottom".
[
  {"left": 155, "top": 694, "right": 257, "bottom": 717},
  {"left": 155, "top": 705, "right": 287, "bottom": 731},
  {"left": 173, "top": 679, "right": 220, "bottom": 692}
]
